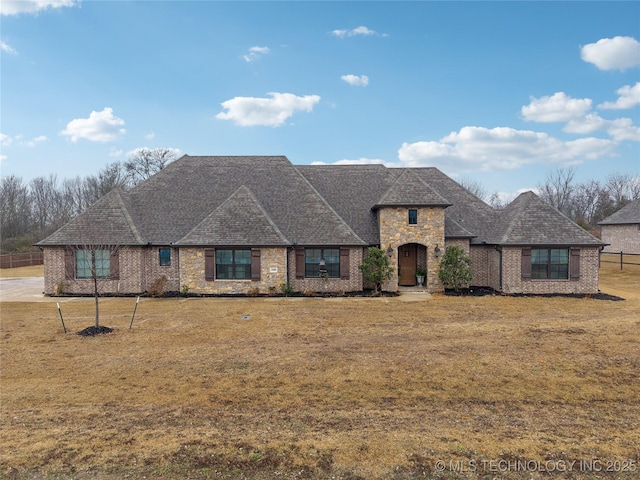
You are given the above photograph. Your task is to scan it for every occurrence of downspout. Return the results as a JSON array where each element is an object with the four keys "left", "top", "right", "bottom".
[{"left": 495, "top": 246, "right": 503, "bottom": 291}]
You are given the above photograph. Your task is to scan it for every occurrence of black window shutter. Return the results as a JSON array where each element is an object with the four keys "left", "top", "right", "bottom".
[
  {"left": 65, "top": 248, "right": 75, "bottom": 280},
  {"left": 110, "top": 250, "right": 120, "bottom": 279},
  {"left": 340, "top": 247, "right": 350, "bottom": 279},
  {"left": 295, "top": 247, "right": 305, "bottom": 279},
  {"left": 570, "top": 248, "right": 580, "bottom": 281},
  {"left": 521, "top": 247, "right": 531, "bottom": 280},
  {"left": 251, "top": 249, "right": 261, "bottom": 281},
  {"left": 205, "top": 249, "right": 215, "bottom": 281}
]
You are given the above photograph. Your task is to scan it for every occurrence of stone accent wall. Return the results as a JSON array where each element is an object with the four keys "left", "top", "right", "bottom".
[
  {"left": 501, "top": 246, "right": 600, "bottom": 294},
  {"left": 180, "top": 247, "right": 288, "bottom": 295},
  {"left": 378, "top": 207, "right": 445, "bottom": 292},
  {"left": 43, "top": 246, "right": 145, "bottom": 295},
  {"left": 601, "top": 224, "right": 640, "bottom": 254},
  {"left": 288, "top": 247, "right": 364, "bottom": 293},
  {"left": 470, "top": 245, "right": 501, "bottom": 290}
]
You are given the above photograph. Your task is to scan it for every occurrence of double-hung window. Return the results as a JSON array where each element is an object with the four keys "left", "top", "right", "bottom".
[
  {"left": 531, "top": 248, "right": 569, "bottom": 279},
  {"left": 215, "top": 249, "right": 251, "bottom": 279},
  {"left": 76, "top": 249, "right": 111, "bottom": 279},
  {"left": 305, "top": 248, "right": 340, "bottom": 278}
]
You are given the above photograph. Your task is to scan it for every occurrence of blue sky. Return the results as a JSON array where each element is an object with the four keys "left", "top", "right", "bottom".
[{"left": 1, "top": 1, "right": 639, "bottom": 199}]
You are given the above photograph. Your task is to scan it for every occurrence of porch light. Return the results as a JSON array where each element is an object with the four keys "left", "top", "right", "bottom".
[
  {"left": 386, "top": 246, "right": 393, "bottom": 257},
  {"left": 434, "top": 245, "right": 441, "bottom": 258}
]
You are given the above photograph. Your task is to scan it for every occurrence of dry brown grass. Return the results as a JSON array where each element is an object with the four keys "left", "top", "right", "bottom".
[
  {"left": 1, "top": 265, "right": 639, "bottom": 479},
  {"left": 0, "top": 265, "right": 44, "bottom": 278}
]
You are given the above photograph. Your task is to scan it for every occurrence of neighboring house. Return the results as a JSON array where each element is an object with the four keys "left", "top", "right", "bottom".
[
  {"left": 37, "top": 155, "right": 605, "bottom": 296},
  {"left": 599, "top": 199, "right": 640, "bottom": 254}
]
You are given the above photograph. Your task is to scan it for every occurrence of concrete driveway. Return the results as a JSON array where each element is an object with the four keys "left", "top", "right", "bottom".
[{"left": 0, "top": 277, "right": 50, "bottom": 302}]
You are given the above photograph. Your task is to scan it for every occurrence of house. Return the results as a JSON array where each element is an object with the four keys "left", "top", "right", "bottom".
[
  {"left": 37, "top": 155, "right": 605, "bottom": 296},
  {"left": 598, "top": 199, "right": 640, "bottom": 254}
]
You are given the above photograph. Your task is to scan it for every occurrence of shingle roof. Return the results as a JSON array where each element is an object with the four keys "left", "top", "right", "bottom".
[
  {"left": 38, "top": 156, "right": 603, "bottom": 249},
  {"left": 374, "top": 170, "right": 451, "bottom": 208},
  {"left": 598, "top": 199, "right": 640, "bottom": 225},
  {"left": 177, "top": 185, "right": 289, "bottom": 246},
  {"left": 37, "top": 189, "right": 145, "bottom": 246},
  {"left": 411, "top": 168, "right": 498, "bottom": 244},
  {"left": 490, "top": 191, "right": 604, "bottom": 246}
]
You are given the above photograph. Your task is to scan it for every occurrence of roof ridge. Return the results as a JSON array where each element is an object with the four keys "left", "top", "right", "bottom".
[
  {"left": 291, "top": 164, "right": 367, "bottom": 245},
  {"left": 497, "top": 192, "right": 534, "bottom": 244},
  {"left": 176, "top": 184, "right": 290, "bottom": 245},
  {"left": 112, "top": 189, "right": 146, "bottom": 244}
]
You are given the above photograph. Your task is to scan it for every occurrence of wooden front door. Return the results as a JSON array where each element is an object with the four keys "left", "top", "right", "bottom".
[{"left": 398, "top": 244, "right": 417, "bottom": 286}]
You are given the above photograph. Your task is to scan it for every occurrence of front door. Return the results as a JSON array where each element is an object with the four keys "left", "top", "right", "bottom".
[{"left": 398, "top": 244, "right": 417, "bottom": 286}]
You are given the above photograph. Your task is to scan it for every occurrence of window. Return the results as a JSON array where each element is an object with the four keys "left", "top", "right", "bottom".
[
  {"left": 531, "top": 248, "right": 569, "bottom": 279},
  {"left": 305, "top": 248, "right": 340, "bottom": 278},
  {"left": 408, "top": 209, "right": 418, "bottom": 225},
  {"left": 76, "top": 249, "right": 111, "bottom": 279},
  {"left": 215, "top": 249, "right": 251, "bottom": 279},
  {"left": 159, "top": 248, "right": 171, "bottom": 266}
]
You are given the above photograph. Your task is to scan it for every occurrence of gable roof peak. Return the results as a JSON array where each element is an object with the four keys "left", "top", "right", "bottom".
[{"left": 374, "top": 169, "right": 451, "bottom": 209}]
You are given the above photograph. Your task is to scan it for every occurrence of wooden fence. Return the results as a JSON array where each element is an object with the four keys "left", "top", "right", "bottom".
[
  {"left": 600, "top": 251, "right": 640, "bottom": 270},
  {"left": 0, "top": 252, "right": 44, "bottom": 269}
]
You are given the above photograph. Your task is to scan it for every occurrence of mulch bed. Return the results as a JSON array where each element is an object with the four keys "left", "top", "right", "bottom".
[
  {"left": 444, "top": 287, "right": 624, "bottom": 301},
  {"left": 77, "top": 326, "right": 114, "bottom": 336}
]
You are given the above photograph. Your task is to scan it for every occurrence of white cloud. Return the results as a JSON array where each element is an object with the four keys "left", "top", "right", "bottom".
[
  {"left": 311, "top": 158, "right": 388, "bottom": 166},
  {"left": 580, "top": 36, "right": 640, "bottom": 71},
  {"left": 109, "top": 148, "right": 124, "bottom": 158},
  {"left": 607, "top": 118, "right": 640, "bottom": 142},
  {"left": 1, "top": 41, "right": 17, "bottom": 54},
  {"left": 341, "top": 74, "right": 369, "bottom": 87},
  {"left": 563, "top": 113, "right": 607, "bottom": 134},
  {"left": 22, "top": 135, "right": 48, "bottom": 147},
  {"left": 598, "top": 82, "right": 640, "bottom": 110},
  {"left": 397, "top": 126, "right": 617, "bottom": 173},
  {"left": 521, "top": 92, "right": 592, "bottom": 123},
  {"left": 144, "top": 132, "right": 156, "bottom": 140},
  {"left": 0, "top": 154, "right": 6, "bottom": 164},
  {"left": 0, "top": 133, "right": 12, "bottom": 146},
  {"left": 216, "top": 92, "right": 321, "bottom": 127},
  {"left": 60, "top": 107, "right": 126, "bottom": 142},
  {"left": 330, "top": 26, "right": 387, "bottom": 38},
  {"left": 243, "top": 46, "right": 270, "bottom": 62},
  {"left": 0, "top": 0, "right": 78, "bottom": 16}
]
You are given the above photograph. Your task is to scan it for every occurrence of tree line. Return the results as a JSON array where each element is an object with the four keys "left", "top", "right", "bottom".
[
  {"left": 1, "top": 152, "right": 638, "bottom": 253},
  {"left": 1, "top": 148, "right": 178, "bottom": 253},
  {"left": 460, "top": 168, "right": 639, "bottom": 230}
]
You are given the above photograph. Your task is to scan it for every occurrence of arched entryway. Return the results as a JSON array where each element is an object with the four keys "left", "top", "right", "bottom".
[{"left": 398, "top": 243, "right": 427, "bottom": 286}]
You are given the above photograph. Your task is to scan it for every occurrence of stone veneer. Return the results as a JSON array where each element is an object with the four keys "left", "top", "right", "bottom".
[
  {"left": 378, "top": 206, "right": 445, "bottom": 292},
  {"left": 179, "top": 247, "right": 288, "bottom": 295},
  {"left": 500, "top": 246, "right": 600, "bottom": 294},
  {"left": 601, "top": 224, "right": 640, "bottom": 254},
  {"left": 287, "top": 247, "right": 364, "bottom": 293}
]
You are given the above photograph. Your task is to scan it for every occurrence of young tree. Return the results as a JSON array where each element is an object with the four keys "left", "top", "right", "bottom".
[
  {"left": 359, "top": 246, "right": 394, "bottom": 295},
  {"left": 438, "top": 245, "right": 472, "bottom": 293}
]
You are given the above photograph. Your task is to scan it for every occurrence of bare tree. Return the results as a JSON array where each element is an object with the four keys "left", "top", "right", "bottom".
[
  {"left": 488, "top": 191, "right": 516, "bottom": 210},
  {"left": 0, "top": 175, "right": 32, "bottom": 247},
  {"left": 458, "top": 176, "right": 489, "bottom": 201},
  {"left": 73, "top": 209, "right": 121, "bottom": 332},
  {"left": 537, "top": 167, "right": 576, "bottom": 217},
  {"left": 83, "top": 161, "right": 130, "bottom": 205},
  {"left": 124, "top": 147, "right": 179, "bottom": 185}
]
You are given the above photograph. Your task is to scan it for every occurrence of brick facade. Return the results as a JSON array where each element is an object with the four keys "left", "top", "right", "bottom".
[
  {"left": 601, "top": 224, "right": 640, "bottom": 254},
  {"left": 378, "top": 206, "right": 445, "bottom": 292},
  {"left": 287, "top": 247, "right": 364, "bottom": 293},
  {"left": 469, "top": 245, "right": 501, "bottom": 290},
  {"left": 500, "top": 246, "right": 600, "bottom": 294},
  {"left": 43, "top": 246, "right": 146, "bottom": 295},
  {"left": 180, "top": 247, "right": 288, "bottom": 295}
]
